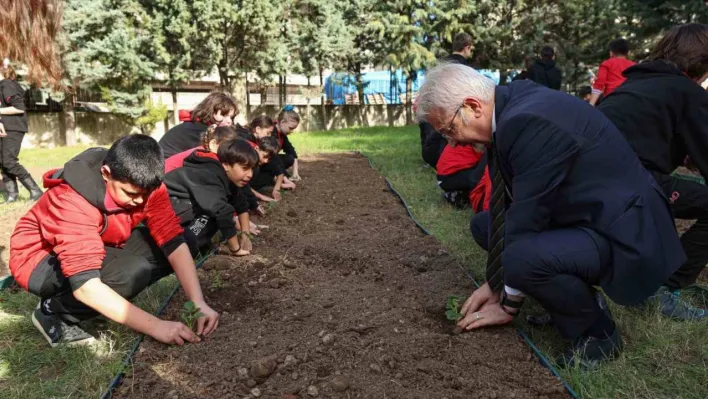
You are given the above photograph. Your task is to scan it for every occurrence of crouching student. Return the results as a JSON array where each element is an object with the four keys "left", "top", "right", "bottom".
[
  {"left": 273, "top": 105, "right": 301, "bottom": 186},
  {"left": 436, "top": 144, "right": 491, "bottom": 212},
  {"left": 236, "top": 117, "right": 282, "bottom": 203},
  {"left": 164, "top": 139, "right": 259, "bottom": 257},
  {"left": 10, "top": 135, "right": 219, "bottom": 347}
]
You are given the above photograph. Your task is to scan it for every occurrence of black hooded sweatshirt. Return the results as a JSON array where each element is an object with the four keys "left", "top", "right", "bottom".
[
  {"left": 164, "top": 150, "right": 249, "bottom": 241},
  {"left": 599, "top": 60, "right": 708, "bottom": 178},
  {"left": 528, "top": 59, "right": 562, "bottom": 90},
  {"left": 159, "top": 121, "right": 210, "bottom": 158}
]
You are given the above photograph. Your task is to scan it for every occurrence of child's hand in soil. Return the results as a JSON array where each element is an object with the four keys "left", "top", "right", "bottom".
[
  {"left": 250, "top": 222, "right": 261, "bottom": 236},
  {"left": 153, "top": 320, "right": 201, "bottom": 345},
  {"left": 239, "top": 233, "right": 253, "bottom": 253},
  {"left": 290, "top": 173, "right": 302, "bottom": 182},
  {"left": 272, "top": 190, "right": 282, "bottom": 201},
  {"left": 255, "top": 204, "right": 267, "bottom": 215},
  {"left": 194, "top": 301, "right": 220, "bottom": 336}
]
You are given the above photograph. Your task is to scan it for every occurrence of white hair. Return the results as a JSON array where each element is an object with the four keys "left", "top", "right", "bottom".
[{"left": 415, "top": 63, "right": 496, "bottom": 124}]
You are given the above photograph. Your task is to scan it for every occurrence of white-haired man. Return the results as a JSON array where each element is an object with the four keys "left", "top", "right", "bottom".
[{"left": 416, "top": 63, "right": 684, "bottom": 368}]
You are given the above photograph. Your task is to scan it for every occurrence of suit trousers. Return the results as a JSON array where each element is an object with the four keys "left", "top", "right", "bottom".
[{"left": 471, "top": 211, "right": 612, "bottom": 339}]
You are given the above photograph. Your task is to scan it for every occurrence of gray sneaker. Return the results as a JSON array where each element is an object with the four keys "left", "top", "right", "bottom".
[
  {"left": 31, "top": 306, "right": 96, "bottom": 348},
  {"left": 651, "top": 286, "right": 707, "bottom": 321}
]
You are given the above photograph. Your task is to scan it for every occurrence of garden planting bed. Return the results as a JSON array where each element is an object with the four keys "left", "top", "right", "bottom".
[{"left": 114, "top": 153, "right": 567, "bottom": 399}]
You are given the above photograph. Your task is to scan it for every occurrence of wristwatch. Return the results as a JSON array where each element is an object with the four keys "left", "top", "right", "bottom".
[{"left": 500, "top": 290, "right": 524, "bottom": 317}]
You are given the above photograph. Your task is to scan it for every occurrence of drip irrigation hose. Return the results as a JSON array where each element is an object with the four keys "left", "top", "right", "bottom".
[
  {"left": 359, "top": 151, "right": 581, "bottom": 399},
  {"left": 100, "top": 249, "right": 216, "bottom": 399}
]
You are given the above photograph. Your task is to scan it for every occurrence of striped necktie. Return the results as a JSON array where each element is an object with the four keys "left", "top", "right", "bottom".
[{"left": 486, "top": 141, "right": 506, "bottom": 292}]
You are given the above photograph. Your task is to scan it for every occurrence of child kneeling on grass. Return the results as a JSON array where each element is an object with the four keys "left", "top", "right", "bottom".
[
  {"left": 164, "top": 139, "right": 259, "bottom": 257},
  {"left": 10, "top": 135, "right": 219, "bottom": 347}
]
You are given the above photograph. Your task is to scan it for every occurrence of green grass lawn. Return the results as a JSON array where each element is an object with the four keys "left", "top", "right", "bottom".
[{"left": 1, "top": 127, "right": 706, "bottom": 399}]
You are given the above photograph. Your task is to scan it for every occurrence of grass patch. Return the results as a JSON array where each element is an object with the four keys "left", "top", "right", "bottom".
[{"left": 1, "top": 128, "right": 706, "bottom": 398}]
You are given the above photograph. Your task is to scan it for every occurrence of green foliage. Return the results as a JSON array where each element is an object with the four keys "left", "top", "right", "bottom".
[
  {"left": 135, "top": 99, "right": 168, "bottom": 134},
  {"left": 445, "top": 295, "right": 462, "bottom": 321},
  {"left": 180, "top": 301, "right": 205, "bottom": 331}
]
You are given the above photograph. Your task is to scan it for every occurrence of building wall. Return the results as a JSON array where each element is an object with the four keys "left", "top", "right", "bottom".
[{"left": 23, "top": 104, "right": 413, "bottom": 149}]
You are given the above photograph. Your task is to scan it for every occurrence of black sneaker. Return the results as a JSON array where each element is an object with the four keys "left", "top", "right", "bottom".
[{"left": 31, "top": 307, "right": 96, "bottom": 348}]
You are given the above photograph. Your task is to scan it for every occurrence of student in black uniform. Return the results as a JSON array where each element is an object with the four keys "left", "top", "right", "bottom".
[
  {"left": 0, "top": 63, "right": 43, "bottom": 203},
  {"left": 159, "top": 92, "right": 237, "bottom": 158},
  {"left": 164, "top": 139, "right": 258, "bottom": 256},
  {"left": 236, "top": 116, "right": 281, "bottom": 204},
  {"left": 598, "top": 23, "right": 708, "bottom": 321},
  {"left": 273, "top": 105, "right": 301, "bottom": 188}
]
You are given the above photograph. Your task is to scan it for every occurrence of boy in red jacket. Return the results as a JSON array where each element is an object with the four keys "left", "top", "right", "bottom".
[
  {"left": 10, "top": 135, "right": 219, "bottom": 347},
  {"left": 436, "top": 144, "right": 491, "bottom": 212},
  {"left": 589, "top": 38, "right": 636, "bottom": 106}
]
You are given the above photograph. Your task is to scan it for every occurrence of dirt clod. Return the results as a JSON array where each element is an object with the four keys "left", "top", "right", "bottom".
[
  {"left": 329, "top": 375, "right": 350, "bottom": 392},
  {"left": 307, "top": 385, "right": 319, "bottom": 397},
  {"left": 250, "top": 357, "right": 277, "bottom": 379},
  {"left": 321, "top": 333, "right": 335, "bottom": 345},
  {"left": 250, "top": 388, "right": 261, "bottom": 397}
]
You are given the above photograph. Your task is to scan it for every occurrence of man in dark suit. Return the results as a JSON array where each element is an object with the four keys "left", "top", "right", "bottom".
[
  {"left": 415, "top": 63, "right": 685, "bottom": 368},
  {"left": 419, "top": 32, "right": 475, "bottom": 169},
  {"left": 528, "top": 45, "right": 563, "bottom": 90}
]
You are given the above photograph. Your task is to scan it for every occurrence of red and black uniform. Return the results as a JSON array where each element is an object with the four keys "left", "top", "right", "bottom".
[
  {"left": 273, "top": 123, "right": 296, "bottom": 173},
  {"left": 237, "top": 124, "right": 282, "bottom": 190},
  {"left": 10, "top": 148, "right": 185, "bottom": 323},
  {"left": 159, "top": 111, "right": 209, "bottom": 158},
  {"left": 591, "top": 57, "right": 636, "bottom": 99},
  {"left": 436, "top": 145, "right": 491, "bottom": 212},
  {"left": 164, "top": 150, "right": 249, "bottom": 249}
]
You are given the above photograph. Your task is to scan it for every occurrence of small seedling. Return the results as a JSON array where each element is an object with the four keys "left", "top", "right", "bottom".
[
  {"left": 180, "top": 301, "right": 205, "bottom": 331},
  {"left": 211, "top": 271, "right": 225, "bottom": 290},
  {"left": 445, "top": 295, "right": 462, "bottom": 321}
]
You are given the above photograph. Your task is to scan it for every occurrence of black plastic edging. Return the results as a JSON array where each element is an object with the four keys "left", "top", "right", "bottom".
[
  {"left": 359, "top": 151, "right": 581, "bottom": 399},
  {"left": 100, "top": 250, "right": 215, "bottom": 399}
]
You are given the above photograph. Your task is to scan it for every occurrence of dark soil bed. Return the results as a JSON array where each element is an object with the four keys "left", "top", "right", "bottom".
[{"left": 115, "top": 153, "right": 568, "bottom": 399}]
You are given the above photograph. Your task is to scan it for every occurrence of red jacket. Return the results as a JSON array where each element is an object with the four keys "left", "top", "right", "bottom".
[
  {"left": 436, "top": 145, "right": 491, "bottom": 212},
  {"left": 10, "top": 148, "right": 184, "bottom": 290},
  {"left": 592, "top": 58, "right": 636, "bottom": 97},
  {"left": 165, "top": 147, "right": 200, "bottom": 173}
]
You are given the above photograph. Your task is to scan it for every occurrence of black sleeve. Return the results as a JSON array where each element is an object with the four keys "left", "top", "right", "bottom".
[
  {"left": 191, "top": 172, "right": 237, "bottom": 240},
  {"left": 228, "top": 183, "right": 250, "bottom": 215},
  {"left": 1, "top": 81, "right": 26, "bottom": 110},
  {"left": 681, "top": 89, "right": 708, "bottom": 179},
  {"left": 282, "top": 135, "right": 298, "bottom": 159},
  {"left": 437, "top": 152, "right": 488, "bottom": 192},
  {"left": 244, "top": 183, "right": 259, "bottom": 210}
]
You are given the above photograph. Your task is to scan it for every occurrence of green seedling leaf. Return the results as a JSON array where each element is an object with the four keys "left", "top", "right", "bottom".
[
  {"left": 180, "top": 301, "right": 203, "bottom": 331},
  {"left": 445, "top": 295, "right": 462, "bottom": 321}
]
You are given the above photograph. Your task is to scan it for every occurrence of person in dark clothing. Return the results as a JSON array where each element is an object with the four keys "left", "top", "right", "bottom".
[
  {"left": 236, "top": 115, "right": 284, "bottom": 204},
  {"left": 419, "top": 32, "right": 476, "bottom": 168},
  {"left": 165, "top": 139, "right": 259, "bottom": 256},
  {"left": 416, "top": 63, "right": 683, "bottom": 368},
  {"left": 159, "top": 92, "right": 237, "bottom": 158},
  {"left": 598, "top": 23, "right": 708, "bottom": 321},
  {"left": 272, "top": 105, "right": 301, "bottom": 192},
  {"left": 0, "top": 64, "right": 43, "bottom": 203},
  {"left": 10, "top": 135, "right": 220, "bottom": 347},
  {"left": 528, "top": 46, "right": 563, "bottom": 90}
]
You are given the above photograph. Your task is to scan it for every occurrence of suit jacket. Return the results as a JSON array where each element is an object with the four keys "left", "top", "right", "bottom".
[{"left": 492, "top": 81, "right": 684, "bottom": 305}]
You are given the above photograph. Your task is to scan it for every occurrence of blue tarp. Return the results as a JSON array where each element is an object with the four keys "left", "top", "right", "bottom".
[{"left": 324, "top": 68, "right": 500, "bottom": 105}]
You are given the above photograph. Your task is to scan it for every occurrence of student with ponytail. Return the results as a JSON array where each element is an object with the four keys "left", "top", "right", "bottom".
[{"left": 274, "top": 105, "right": 302, "bottom": 184}]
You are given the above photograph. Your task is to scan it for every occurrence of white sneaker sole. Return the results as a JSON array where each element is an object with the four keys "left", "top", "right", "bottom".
[{"left": 31, "top": 311, "right": 97, "bottom": 348}]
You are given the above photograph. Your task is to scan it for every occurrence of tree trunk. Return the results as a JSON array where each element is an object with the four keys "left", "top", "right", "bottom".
[
  {"left": 63, "top": 80, "right": 78, "bottom": 146},
  {"left": 171, "top": 87, "right": 179, "bottom": 127},
  {"left": 245, "top": 74, "right": 251, "bottom": 121},
  {"left": 319, "top": 67, "right": 327, "bottom": 131},
  {"left": 405, "top": 74, "right": 413, "bottom": 125}
]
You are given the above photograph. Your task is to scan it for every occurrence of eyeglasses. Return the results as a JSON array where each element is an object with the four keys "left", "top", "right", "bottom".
[{"left": 439, "top": 104, "right": 462, "bottom": 138}]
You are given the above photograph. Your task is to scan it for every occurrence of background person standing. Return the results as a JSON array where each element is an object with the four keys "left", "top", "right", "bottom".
[{"left": 0, "top": 63, "right": 43, "bottom": 203}]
